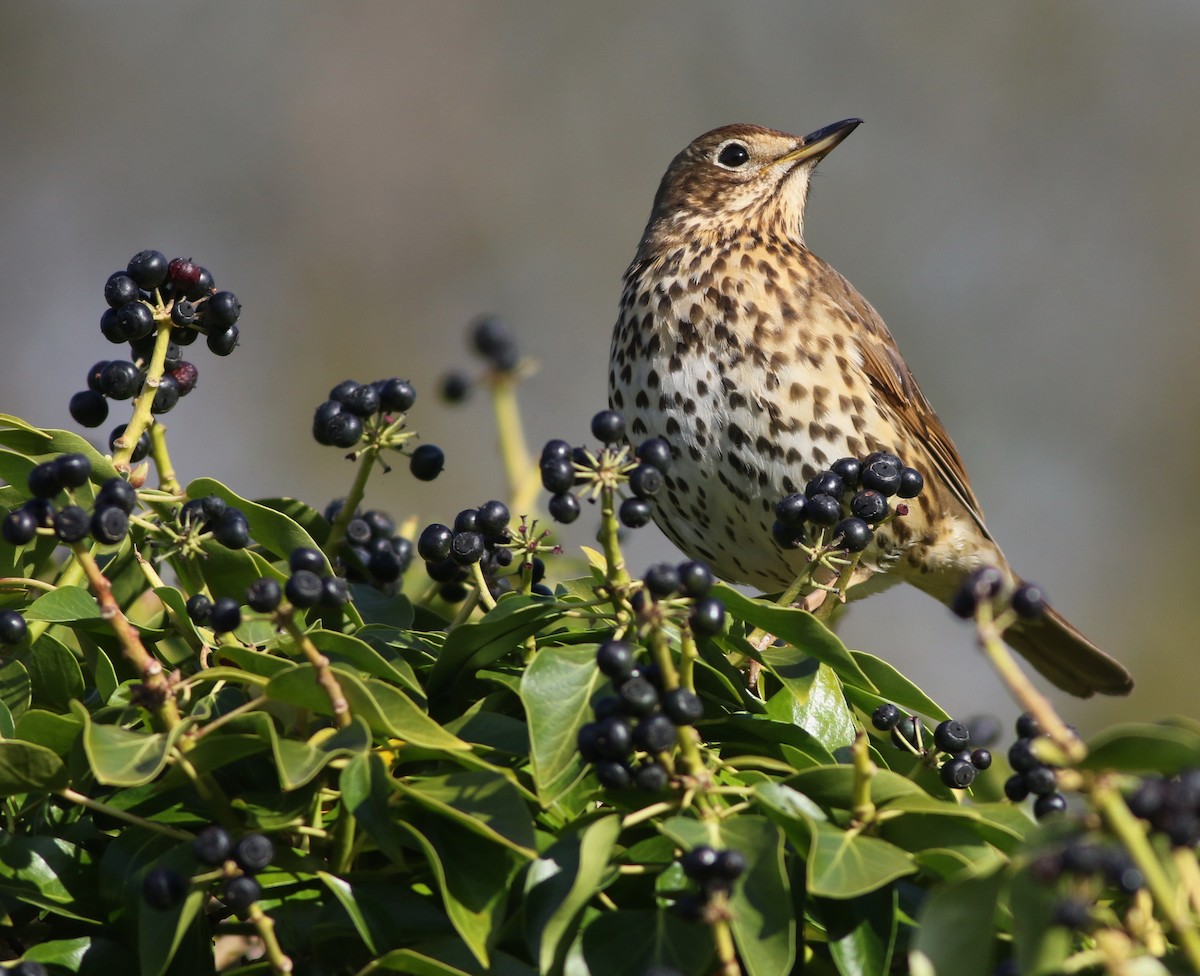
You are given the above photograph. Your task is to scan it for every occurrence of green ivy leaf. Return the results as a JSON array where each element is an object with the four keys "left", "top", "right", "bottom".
[
  {"left": 524, "top": 815, "right": 621, "bottom": 972},
  {"left": 77, "top": 701, "right": 189, "bottom": 787},
  {"left": 816, "top": 886, "right": 899, "bottom": 976},
  {"left": 0, "top": 738, "right": 68, "bottom": 795},
  {"left": 13, "top": 709, "right": 83, "bottom": 756},
  {"left": 714, "top": 584, "right": 877, "bottom": 691},
  {"left": 0, "top": 833, "right": 98, "bottom": 921},
  {"left": 341, "top": 753, "right": 411, "bottom": 866},
  {"left": 395, "top": 771, "right": 536, "bottom": 858},
  {"left": 0, "top": 425, "right": 119, "bottom": 483},
  {"left": 26, "top": 632, "right": 85, "bottom": 711},
  {"left": 847, "top": 650, "right": 952, "bottom": 722},
  {"left": 660, "top": 815, "right": 795, "bottom": 976},
  {"left": 575, "top": 909, "right": 715, "bottom": 976},
  {"left": 1008, "top": 862, "right": 1072, "bottom": 976},
  {"left": 519, "top": 644, "right": 603, "bottom": 802},
  {"left": 755, "top": 782, "right": 916, "bottom": 898},
  {"left": 1079, "top": 722, "right": 1200, "bottom": 774},
  {"left": 23, "top": 586, "right": 101, "bottom": 623},
  {"left": 909, "top": 869, "right": 1004, "bottom": 976},
  {"left": 265, "top": 664, "right": 469, "bottom": 752},
  {"left": 426, "top": 597, "right": 559, "bottom": 697},
  {"left": 764, "top": 660, "right": 857, "bottom": 754},
  {"left": 186, "top": 477, "right": 327, "bottom": 563},
  {"left": 271, "top": 716, "right": 372, "bottom": 790}
]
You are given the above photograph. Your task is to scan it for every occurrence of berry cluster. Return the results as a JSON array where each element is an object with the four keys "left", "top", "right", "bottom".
[
  {"left": 187, "top": 547, "right": 352, "bottom": 633},
  {"left": 576, "top": 638, "right": 704, "bottom": 792},
  {"left": 950, "top": 566, "right": 1046, "bottom": 621},
  {"left": 672, "top": 844, "right": 747, "bottom": 921},
  {"left": 773, "top": 452, "right": 924, "bottom": 554},
  {"left": 1003, "top": 713, "right": 1067, "bottom": 819},
  {"left": 1127, "top": 768, "right": 1200, "bottom": 848},
  {"left": 1029, "top": 834, "right": 1147, "bottom": 934},
  {"left": 178, "top": 494, "right": 252, "bottom": 550},
  {"left": 0, "top": 454, "right": 140, "bottom": 551},
  {"left": 540, "top": 409, "right": 671, "bottom": 528},
  {"left": 322, "top": 500, "right": 414, "bottom": 588},
  {"left": 417, "top": 501, "right": 519, "bottom": 603},
  {"left": 142, "top": 825, "right": 275, "bottom": 918},
  {"left": 312, "top": 379, "right": 444, "bottom": 479},
  {"left": 871, "top": 704, "right": 992, "bottom": 790},
  {"left": 440, "top": 315, "right": 522, "bottom": 403},
  {"left": 636, "top": 560, "right": 726, "bottom": 637},
  {"left": 69, "top": 250, "right": 240, "bottom": 435}
]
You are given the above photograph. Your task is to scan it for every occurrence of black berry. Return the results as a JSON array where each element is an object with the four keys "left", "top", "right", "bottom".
[
  {"left": 590, "top": 410, "right": 625, "bottom": 444},
  {"left": 208, "top": 597, "right": 242, "bottom": 634},
  {"left": 849, "top": 490, "right": 888, "bottom": 523},
  {"left": 409, "top": 444, "right": 445, "bottom": 481},
  {"left": 805, "top": 493, "right": 841, "bottom": 526},
  {"left": 450, "top": 531, "right": 486, "bottom": 565},
  {"left": 101, "top": 360, "right": 142, "bottom": 400},
  {"left": 0, "top": 609, "right": 28, "bottom": 645},
  {"left": 596, "top": 640, "right": 635, "bottom": 681},
  {"left": 192, "top": 824, "right": 233, "bottom": 865},
  {"left": 628, "top": 463, "right": 663, "bottom": 499},
  {"left": 633, "top": 713, "right": 676, "bottom": 753},
  {"left": 933, "top": 720, "right": 971, "bottom": 753},
  {"left": 104, "top": 272, "right": 141, "bottom": 308},
  {"left": 52, "top": 453, "right": 91, "bottom": 489},
  {"left": 207, "top": 324, "right": 239, "bottom": 356},
  {"left": 681, "top": 846, "right": 719, "bottom": 881},
  {"left": 91, "top": 506, "right": 129, "bottom": 544},
  {"left": 417, "top": 524, "right": 453, "bottom": 563},
  {"left": 245, "top": 577, "right": 282, "bottom": 613},
  {"left": 286, "top": 570, "right": 324, "bottom": 609},
  {"left": 619, "top": 497, "right": 653, "bottom": 528},
  {"left": 774, "top": 493, "right": 808, "bottom": 527},
  {"left": 204, "top": 291, "right": 241, "bottom": 328},
  {"left": 126, "top": 250, "right": 168, "bottom": 290},
  {"left": 142, "top": 866, "right": 187, "bottom": 910},
  {"left": 636, "top": 437, "right": 672, "bottom": 472},
  {"left": 26, "top": 463, "right": 62, "bottom": 499},
  {"left": 212, "top": 509, "right": 251, "bottom": 549},
  {"left": 805, "top": 471, "right": 844, "bottom": 499},
  {"left": 832, "top": 517, "right": 871, "bottom": 552},
  {"left": 861, "top": 454, "right": 902, "bottom": 496},
  {"left": 689, "top": 597, "right": 725, "bottom": 636},
  {"left": 377, "top": 378, "right": 417, "bottom": 412},
  {"left": 1011, "top": 583, "right": 1046, "bottom": 620},
  {"left": 644, "top": 563, "right": 680, "bottom": 599},
  {"left": 1034, "top": 793, "right": 1068, "bottom": 819},
  {"left": 897, "top": 467, "right": 924, "bottom": 498},
  {"left": 871, "top": 703, "right": 901, "bottom": 732},
  {"left": 221, "top": 876, "right": 262, "bottom": 915},
  {"left": 940, "top": 757, "right": 977, "bottom": 790},
  {"left": 677, "top": 560, "right": 713, "bottom": 598},
  {"left": 662, "top": 687, "right": 704, "bottom": 725},
  {"left": 54, "top": 505, "right": 91, "bottom": 543},
  {"left": 634, "top": 761, "right": 670, "bottom": 792},
  {"left": 233, "top": 833, "right": 275, "bottom": 873},
  {"left": 2, "top": 507, "right": 38, "bottom": 545},
  {"left": 548, "top": 492, "right": 581, "bottom": 524},
  {"left": 69, "top": 390, "right": 109, "bottom": 427},
  {"left": 185, "top": 594, "right": 212, "bottom": 624}
]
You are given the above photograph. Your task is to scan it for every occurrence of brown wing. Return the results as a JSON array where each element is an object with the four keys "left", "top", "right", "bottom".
[{"left": 817, "top": 263, "right": 994, "bottom": 540}]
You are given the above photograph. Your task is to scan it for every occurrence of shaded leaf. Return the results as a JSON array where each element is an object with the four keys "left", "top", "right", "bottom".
[
  {"left": 0, "top": 738, "right": 68, "bottom": 794},
  {"left": 26, "top": 632, "right": 86, "bottom": 711},
  {"left": 817, "top": 886, "right": 898, "bottom": 976},
  {"left": 660, "top": 815, "right": 795, "bottom": 976},
  {"left": 13, "top": 708, "right": 83, "bottom": 756},
  {"left": 271, "top": 716, "right": 372, "bottom": 790},
  {"left": 910, "top": 869, "right": 1003, "bottom": 976},
  {"left": 1079, "top": 722, "right": 1200, "bottom": 774},
  {"left": 524, "top": 815, "right": 621, "bottom": 972},
  {"left": 0, "top": 833, "right": 98, "bottom": 921},
  {"left": 427, "top": 598, "right": 558, "bottom": 697},
  {"left": 265, "top": 664, "right": 469, "bottom": 752},
  {"left": 395, "top": 771, "right": 536, "bottom": 857},
  {"left": 576, "top": 909, "right": 715, "bottom": 976}
]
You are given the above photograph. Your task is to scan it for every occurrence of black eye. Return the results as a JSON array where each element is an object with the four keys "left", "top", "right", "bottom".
[{"left": 716, "top": 142, "right": 750, "bottom": 168}]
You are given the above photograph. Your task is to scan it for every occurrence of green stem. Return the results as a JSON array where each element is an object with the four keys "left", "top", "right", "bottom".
[
  {"left": 331, "top": 798, "right": 356, "bottom": 873},
  {"left": 850, "top": 732, "right": 876, "bottom": 825},
  {"left": 277, "top": 607, "right": 352, "bottom": 728},
  {"left": 112, "top": 320, "right": 173, "bottom": 472},
  {"left": 149, "top": 421, "right": 181, "bottom": 494},
  {"left": 471, "top": 560, "right": 498, "bottom": 611},
  {"left": 58, "top": 787, "right": 195, "bottom": 840},
  {"left": 324, "top": 448, "right": 378, "bottom": 558},
  {"left": 597, "top": 485, "right": 630, "bottom": 593},
  {"left": 247, "top": 900, "right": 294, "bottom": 974},
  {"left": 1093, "top": 778, "right": 1200, "bottom": 971},
  {"left": 976, "top": 602, "right": 1084, "bottom": 763}
]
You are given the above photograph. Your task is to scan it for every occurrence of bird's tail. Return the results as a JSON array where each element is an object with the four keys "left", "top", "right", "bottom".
[{"left": 1004, "top": 604, "right": 1133, "bottom": 698}]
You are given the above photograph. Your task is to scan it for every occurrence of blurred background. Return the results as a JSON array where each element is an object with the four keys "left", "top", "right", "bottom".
[{"left": 2, "top": 2, "right": 1197, "bottom": 732}]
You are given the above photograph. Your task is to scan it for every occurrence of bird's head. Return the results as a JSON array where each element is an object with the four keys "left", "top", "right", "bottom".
[{"left": 642, "top": 119, "right": 862, "bottom": 247}]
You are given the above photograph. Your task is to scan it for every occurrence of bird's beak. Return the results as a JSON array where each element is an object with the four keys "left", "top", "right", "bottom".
[{"left": 777, "top": 118, "right": 863, "bottom": 166}]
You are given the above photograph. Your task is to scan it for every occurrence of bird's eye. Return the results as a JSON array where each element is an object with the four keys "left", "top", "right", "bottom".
[{"left": 715, "top": 142, "right": 750, "bottom": 168}]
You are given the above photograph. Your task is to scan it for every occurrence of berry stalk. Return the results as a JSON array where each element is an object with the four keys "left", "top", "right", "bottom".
[
  {"left": 70, "top": 542, "right": 180, "bottom": 729},
  {"left": 275, "top": 605, "right": 352, "bottom": 728},
  {"left": 975, "top": 600, "right": 1084, "bottom": 763},
  {"left": 597, "top": 484, "right": 630, "bottom": 593},
  {"left": 112, "top": 316, "right": 173, "bottom": 473},
  {"left": 323, "top": 448, "right": 379, "bottom": 560},
  {"left": 148, "top": 420, "right": 180, "bottom": 493}
]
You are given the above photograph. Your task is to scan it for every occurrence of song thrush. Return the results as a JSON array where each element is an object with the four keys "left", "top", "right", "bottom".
[{"left": 608, "top": 120, "right": 1132, "bottom": 697}]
